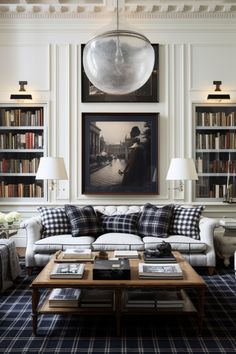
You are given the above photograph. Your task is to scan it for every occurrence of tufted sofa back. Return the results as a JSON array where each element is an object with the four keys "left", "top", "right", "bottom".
[{"left": 94, "top": 205, "right": 144, "bottom": 215}]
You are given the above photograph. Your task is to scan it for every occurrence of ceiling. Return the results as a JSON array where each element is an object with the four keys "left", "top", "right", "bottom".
[{"left": 0, "top": 0, "right": 236, "bottom": 18}]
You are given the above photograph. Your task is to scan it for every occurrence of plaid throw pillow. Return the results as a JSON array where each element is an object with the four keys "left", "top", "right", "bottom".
[
  {"left": 97, "top": 211, "right": 140, "bottom": 235},
  {"left": 65, "top": 205, "right": 100, "bottom": 237},
  {"left": 169, "top": 205, "right": 204, "bottom": 239},
  {"left": 38, "top": 207, "right": 71, "bottom": 238},
  {"left": 138, "top": 203, "right": 174, "bottom": 238}
]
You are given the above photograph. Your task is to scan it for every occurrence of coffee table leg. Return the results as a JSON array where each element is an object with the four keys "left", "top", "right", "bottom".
[
  {"left": 32, "top": 288, "right": 40, "bottom": 335},
  {"left": 198, "top": 287, "right": 205, "bottom": 333},
  {"left": 115, "top": 289, "right": 122, "bottom": 336}
]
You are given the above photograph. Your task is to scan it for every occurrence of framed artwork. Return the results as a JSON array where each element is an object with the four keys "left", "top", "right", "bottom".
[
  {"left": 82, "top": 112, "right": 159, "bottom": 195},
  {"left": 81, "top": 44, "right": 159, "bottom": 103}
]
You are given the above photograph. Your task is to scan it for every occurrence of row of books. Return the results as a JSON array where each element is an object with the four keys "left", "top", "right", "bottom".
[
  {"left": 196, "top": 111, "right": 236, "bottom": 127},
  {"left": 0, "top": 182, "right": 43, "bottom": 198},
  {"left": 0, "top": 108, "right": 44, "bottom": 127},
  {"left": 48, "top": 288, "right": 184, "bottom": 309},
  {"left": 196, "top": 157, "right": 236, "bottom": 174},
  {"left": 0, "top": 157, "right": 40, "bottom": 173},
  {"left": 196, "top": 132, "right": 236, "bottom": 150},
  {"left": 0, "top": 132, "right": 43, "bottom": 149},
  {"left": 196, "top": 182, "right": 235, "bottom": 199}
]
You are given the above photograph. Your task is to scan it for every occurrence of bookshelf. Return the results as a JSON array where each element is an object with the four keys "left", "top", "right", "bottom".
[
  {"left": 0, "top": 104, "right": 47, "bottom": 202},
  {"left": 194, "top": 104, "right": 236, "bottom": 202}
]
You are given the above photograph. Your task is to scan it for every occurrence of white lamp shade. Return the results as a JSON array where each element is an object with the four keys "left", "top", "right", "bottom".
[
  {"left": 36, "top": 157, "right": 68, "bottom": 180},
  {"left": 166, "top": 158, "right": 198, "bottom": 181}
]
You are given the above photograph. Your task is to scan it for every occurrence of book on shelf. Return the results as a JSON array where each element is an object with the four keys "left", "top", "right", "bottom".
[
  {"left": 62, "top": 248, "right": 92, "bottom": 259},
  {"left": 80, "top": 289, "right": 114, "bottom": 308},
  {"left": 138, "top": 262, "right": 183, "bottom": 279},
  {"left": 114, "top": 250, "right": 139, "bottom": 259},
  {"left": 48, "top": 288, "right": 81, "bottom": 307},
  {"left": 156, "top": 290, "right": 184, "bottom": 308},
  {"left": 143, "top": 251, "right": 176, "bottom": 263},
  {"left": 50, "top": 263, "right": 85, "bottom": 279},
  {"left": 124, "top": 290, "right": 156, "bottom": 308}
]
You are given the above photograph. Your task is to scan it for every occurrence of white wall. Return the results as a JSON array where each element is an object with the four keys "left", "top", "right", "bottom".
[{"left": 1, "top": 8, "right": 236, "bottom": 239}]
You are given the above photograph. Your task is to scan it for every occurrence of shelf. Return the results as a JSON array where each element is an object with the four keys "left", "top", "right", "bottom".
[
  {"left": 0, "top": 126, "right": 44, "bottom": 130},
  {"left": 0, "top": 149, "right": 44, "bottom": 153},
  {"left": 196, "top": 126, "right": 236, "bottom": 130},
  {"left": 0, "top": 173, "right": 36, "bottom": 176},
  {"left": 196, "top": 149, "right": 236, "bottom": 153}
]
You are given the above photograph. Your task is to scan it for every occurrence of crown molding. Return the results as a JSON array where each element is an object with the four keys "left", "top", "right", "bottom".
[{"left": 0, "top": 1, "right": 236, "bottom": 20}]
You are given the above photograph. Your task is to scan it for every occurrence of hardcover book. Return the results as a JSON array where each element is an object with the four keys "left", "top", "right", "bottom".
[
  {"left": 138, "top": 262, "right": 183, "bottom": 279},
  {"left": 93, "top": 258, "right": 131, "bottom": 280},
  {"left": 50, "top": 263, "right": 85, "bottom": 279},
  {"left": 114, "top": 250, "right": 139, "bottom": 259},
  {"left": 49, "top": 288, "right": 81, "bottom": 307},
  {"left": 143, "top": 251, "right": 176, "bottom": 263},
  {"left": 62, "top": 248, "right": 92, "bottom": 259},
  {"left": 80, "top": 289, "right": 114, "bottom": 308}
]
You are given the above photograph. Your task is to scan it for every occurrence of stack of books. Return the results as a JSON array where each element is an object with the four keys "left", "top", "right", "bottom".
[
  {"left": 124, "top": 290, "right": 156, "bottom": 308},
  {"left": 50, "top": 263, "right": 85, "bottom": 279},
  {"left": 138, "top": 262, "right": 183, "bottom": 279},
  {"left": 62, "top": 248, "right": 92, "bottom": 259},
  {"left": 49, "top": 288, "right": 81, "bottom": 307},
  {"left": 114, "top": 250, "right": 139, "bottom": 259},
  {"left": 79, "top": 289, "right": 114, "bottom": 308},
  {"left": 143, "top": 251, "right": 176, "bottom": 263},
  {"left": 156, "top": 290, "right": 184, "bottom": 309}
]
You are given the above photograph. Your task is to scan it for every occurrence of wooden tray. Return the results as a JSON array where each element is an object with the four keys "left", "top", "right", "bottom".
[{"left": 54, "top": 251, "right": 96, "bottom": 263}]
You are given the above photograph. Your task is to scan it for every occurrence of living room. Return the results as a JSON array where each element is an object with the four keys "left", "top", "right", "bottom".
[{"left": 0, "top": 0, "right": 236, "bottom": 353}]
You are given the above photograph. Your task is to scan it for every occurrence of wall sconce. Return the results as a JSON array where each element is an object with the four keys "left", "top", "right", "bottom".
[
  {"left": 166, "top": 158, "right": 198, "bottom": 192},
  {"left": 10, "top": 81, "right": 32, "bottom": 100},
  {"left": 207, "top": 81, "right": 230, "bottom": 100},
  {"left": 35, "top": 157, "right": 68, "bottom": 191}
]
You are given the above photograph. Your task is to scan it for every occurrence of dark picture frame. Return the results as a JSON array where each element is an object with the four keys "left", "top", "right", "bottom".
[
  {"left": 82, "top": 112, "right": 159, "bottom": 195},
  {"left": 81, "top": 44, "right": 159, "bottom": 103}
]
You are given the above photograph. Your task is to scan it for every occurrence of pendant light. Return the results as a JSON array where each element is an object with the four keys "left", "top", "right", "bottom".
[{"left": 83, "top": 0, "right": 155, "bottom": 95}]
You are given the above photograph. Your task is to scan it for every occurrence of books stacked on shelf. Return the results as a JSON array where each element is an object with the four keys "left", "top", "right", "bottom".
[
  {"left": 138, "top": 263, "right": 183, "bottom": 280},
  {"left": 124, "top": 290, "right": 156, "bottom": 308},
  {"left": 0, "top": 182, "right": 43, "bottom": 198},
  {"left": 80, "top": 289, "right": 114, "bottom": 308},
  {"left": 143, "top": 251, "right": 176, "bottom": 263},
  {"left": 48, "top": 288, "right": 81, "bottom": 307},
  {"left": 62, "top": 248, "right": 92, "bottom": 260},
  {"left": 0, "top": 108, "right": 44, "bottom": 126},
  {"left": 114, "top": 250, "right": 139, "bottom": 259},
  {"left": 156, "top": 290, "right": 184, "bottom": 309},
  {"left": 50, "top": 263, "right": 85, "bottom": 279},
  {"left": 0, "top": 132, "right": 43, "bottom": 149},
  {"left": 0, "top": 157, "right": 40, "bottom": 173}
]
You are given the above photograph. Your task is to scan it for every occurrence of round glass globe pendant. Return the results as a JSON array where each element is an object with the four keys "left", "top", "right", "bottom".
[{"left": 83, "top": 29, "right": 155, "bottom": 95}]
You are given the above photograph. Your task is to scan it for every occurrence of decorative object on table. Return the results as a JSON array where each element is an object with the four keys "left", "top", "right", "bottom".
[
  {"left": 82, "top": 0, "right": 155, "bottom": 95},
  {"left": 98, "top": 250, "right": 108, "bottom": 260},
  {"left": 35, "top": 156, "right": 68, "bottom": 191},
  {"left": 82, "top": 112, "right": 158, "bottom": 194},
  {"left": 49, "top": 288, "right": 81, "bottom": 308},
  {"left": 0, "top": 211, "right": 21, "bottom": 228},
  {"left": 166, "top": 157, "right": 198, "bottom": 192},
  {"left": 50, "top": 263, "right": 85, "bottom": 279},
  {"left": 138, "top": 262, "right": 183, "bottom": 279},
  {"left": 144, "top": 241, "right": 176, "bottom": 263},
  {"left": 93, "top": 258, "right": 130, "bottom": 280},
  {"left": 81, "top": 43, "right": 159, "bottom": 102}
]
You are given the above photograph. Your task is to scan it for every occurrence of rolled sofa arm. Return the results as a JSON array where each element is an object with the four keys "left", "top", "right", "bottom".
[
  {"left": 21, "top": 216, "right": 43, "bottom": 268},
  {"left": 199, "top": 217, "right": 218, "bottom": 267}
]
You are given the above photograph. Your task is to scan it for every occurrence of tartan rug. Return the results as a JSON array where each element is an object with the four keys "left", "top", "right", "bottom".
[{"left": 0, "top": 265, "right": 236, "bottom": 354}]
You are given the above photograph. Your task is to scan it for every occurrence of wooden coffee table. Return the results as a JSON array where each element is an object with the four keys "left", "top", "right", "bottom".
[{"left": 30, "top": 251, "right": 206, "bottom": 336}]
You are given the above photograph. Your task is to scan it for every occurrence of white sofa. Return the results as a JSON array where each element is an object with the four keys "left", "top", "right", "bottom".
[{"left": 22, "top": 205, "right": 217, "bottom": 275}]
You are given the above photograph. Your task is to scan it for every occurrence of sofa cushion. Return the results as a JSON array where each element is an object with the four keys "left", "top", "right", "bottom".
[
  {"left": 34, "top": 235, "right": 95, "bottom": 253},
  {"left": 92, "top": 233, "right": 144, "bottom": 251},
  {"left": 65, "top": 205, "right": 100, "bottom": 237},
  {"left": 143, "top": 235, "right": 207, "bottom": 253},
  {"left": 169, "top": 205, "right": 204, "bottom": 240},
  {"left": 97, "top": 211, "right": 140, "bottom": 235},
  {"left": 138, "top": 203, "right": 174, "bottom": 238},
  {"left": 38, "top": 207, "right": 71, "bottom": 238}
]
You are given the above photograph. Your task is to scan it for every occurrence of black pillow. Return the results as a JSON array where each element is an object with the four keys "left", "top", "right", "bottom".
[
  {"left": 38, "top": 207, "right": 71, "bottom": 238},
  {"left": 65, "top": 205, "right": 100, "bottom": 237},
  {"left": 138, "top": 203, "right": 174, "bottom": 238},
  {"left": 169, "top": 205, "right": 204, "bottom": 239},
  {"left": 97, "top": 211, "right": 140, "bottom": 235}
]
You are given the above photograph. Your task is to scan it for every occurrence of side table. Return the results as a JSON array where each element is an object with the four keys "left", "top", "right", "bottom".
[{"left": 214, "top": 221, "right": 236, "bottom": 267}]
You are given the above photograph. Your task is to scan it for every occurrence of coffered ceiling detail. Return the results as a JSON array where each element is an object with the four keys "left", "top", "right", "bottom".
[{"left": 0, "top": 1, "right": 236, "bottom": 19}]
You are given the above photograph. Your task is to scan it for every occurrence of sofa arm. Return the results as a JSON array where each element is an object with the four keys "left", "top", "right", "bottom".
[
  {"left": 199, "top": 217, "right": 218, "bottom": 268},
  {"left": 21, "top": 216, "right": 43, "bottom": 245}
]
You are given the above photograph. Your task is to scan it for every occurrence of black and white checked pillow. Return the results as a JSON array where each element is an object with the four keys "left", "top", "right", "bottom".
[
  {"left": 138, "top": 203, "right": 174, "bottom": 238},
  {"left": 97, "top": 211, "right": 140, "bottom": 235},
  {"left": 38, "top": 207, "right": 71, "bottom": 238},
  {"left": 169, "top": 205, "right": 204, "bottom": 239},
  {"left": 65, "top": 205, "right": 100, "bottom": 237}
]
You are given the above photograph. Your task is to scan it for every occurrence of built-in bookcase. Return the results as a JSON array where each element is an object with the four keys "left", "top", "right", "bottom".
[
  {"left": 194, "top": 104, "right": 236, "bottom": 202},
  {"left": 0, "top": 103, "right": 47, "bottom": 202}
]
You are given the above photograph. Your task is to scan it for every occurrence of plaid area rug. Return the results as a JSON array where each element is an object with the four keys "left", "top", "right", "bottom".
[{"left": 0, "top": 266, "right": 236, "bottom": 354}]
